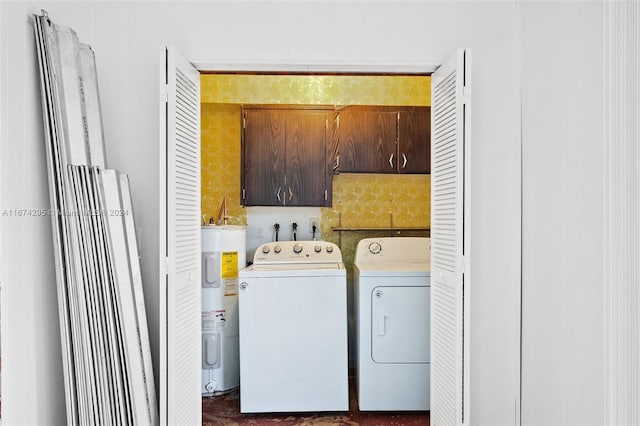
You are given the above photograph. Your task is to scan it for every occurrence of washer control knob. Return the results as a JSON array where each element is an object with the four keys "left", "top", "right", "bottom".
[
  {"left": 240, "top": 282, "right": 248, "bottom": 290},
  {"left": 262, "top": 246, "right": 270, "bottom": 254},
  {"left": 314, "top": 245, "right": 322, "bottom": 253},
  {"left": 293, "top": 243, "right": 303, "bottom": 254},
  {"left": 326, "top": 245, "right": 334, "bottom": 253},
  {"left": 274, "top": 245, "right": 281, "bottom": 254},
  {"left": 368, "top": 242, "right": 382, "bottom": 254}
]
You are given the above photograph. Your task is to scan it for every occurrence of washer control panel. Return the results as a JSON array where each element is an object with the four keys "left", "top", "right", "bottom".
[{"left": 253, "top": 241, "right": 342, "bottom": 264}]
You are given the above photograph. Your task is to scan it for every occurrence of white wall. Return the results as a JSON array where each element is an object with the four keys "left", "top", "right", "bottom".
[
  {"left": 1, "top": 2, "right": 522, "bottom": 424},
  {"left": 521, "top": 2, "right": 605, "bottom": 425},
  {"left": 245, "top": 207, "right": 323, "bottom": 261}
]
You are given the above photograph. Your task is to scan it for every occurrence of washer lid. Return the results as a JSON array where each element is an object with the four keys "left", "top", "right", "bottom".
[{"left": 239, "top": 262, "right": 346, "bottom": 278}]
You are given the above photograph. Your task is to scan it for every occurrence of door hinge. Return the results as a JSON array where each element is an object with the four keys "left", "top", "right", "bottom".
[
  {"left": 462, "top": 85, "right": 471, "bottom": 104},
  {"left": 243, "top": 116, "right": 246, "bottom": 129},
  {"left": 242, "top": 188, "right": 246, "bottom": 200},
  {"left": 336, "top": 114, "right": 340, "bottom": 129},
  {"left": 458, "top": 254, "right": 470, "bottom": 273},
  {"left": 161, "top": 84, "right": 169, "bottom": 103},
  {"left": 325, "top": 118, "right": 328, "bottom": 130},
  {"left": 162, "top": 256, "right": 169, "bottom": 275}
]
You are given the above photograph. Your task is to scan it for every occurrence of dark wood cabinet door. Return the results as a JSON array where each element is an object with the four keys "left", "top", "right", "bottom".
[
  {"left": 285, "top": 110, "right": 327, "bottom": 206},
  {"left": 338, "top": 107, "right": 397, "bottom": 173},
  {"left": 242, "top": 109, "right": 287, "bottom": 205},
  {"left": 398, "top": 107, "right": 430, "bottom": 174},
  {"left": 242, "top": 107, "right": 330, "bottom": 207}
]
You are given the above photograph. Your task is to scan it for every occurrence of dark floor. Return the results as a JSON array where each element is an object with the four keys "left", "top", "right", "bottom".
[{"left": 202, "top": 372, "right": 430, "bottom": 426}]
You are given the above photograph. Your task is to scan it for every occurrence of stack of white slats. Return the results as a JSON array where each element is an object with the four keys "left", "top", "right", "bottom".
[{"left": 33, "top": 12, "right": 157, "bottom": 426}]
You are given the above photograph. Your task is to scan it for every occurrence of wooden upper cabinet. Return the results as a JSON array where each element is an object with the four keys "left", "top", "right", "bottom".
[
  {"left": 285, "top": 110, "right": 328, "bottom": 206},
  {"left": 242, "top": 109, "right": 286, "bottom": 206},
  {"left": 338, "top": 107, "right": 397, "bottom": 173},
  {"left": 398, "top": 107, "right": 430, "bottom": 174},
  {"left": 337, "top": 106, "right": 430, "bottom": 174},
  {"left": 242, "top": 107, "right": 330, "bottom": 207}
]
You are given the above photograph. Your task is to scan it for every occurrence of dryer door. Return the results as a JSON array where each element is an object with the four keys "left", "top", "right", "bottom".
[{"left": 372, "top": 285, "right": 430, "bottom": 364}]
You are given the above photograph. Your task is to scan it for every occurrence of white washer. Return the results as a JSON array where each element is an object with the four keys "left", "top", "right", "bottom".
[
  {"left": 238, "top": 240, "right": 348, "bottom": 413},
  {"left": 354, "top": 237, "right": 431, "bottom": 411}
]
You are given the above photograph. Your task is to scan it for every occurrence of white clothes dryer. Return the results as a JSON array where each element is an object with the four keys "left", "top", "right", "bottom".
[
  {"left": 238, "top": 241, "right": 348, "bottom": 413},
  {"left": 354, "top": 237, "right": 431, "bottom": 411}
]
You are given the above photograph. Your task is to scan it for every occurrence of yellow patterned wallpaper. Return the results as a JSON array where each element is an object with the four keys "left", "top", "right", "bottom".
[
  {"left": 322, "top": 174, "right": 430, "bottom": 229},
  {"left": 201, "top": 74, "right": 430, "bottom": 106},
  {"left": 200, "top": 74, "right": 432, "bottom": 238},
  {"left": 201, "top": 103, "right": 244, "bottom": 225},
  {"left": 320, "top": 174, "right": 430, "bottom": 274}
]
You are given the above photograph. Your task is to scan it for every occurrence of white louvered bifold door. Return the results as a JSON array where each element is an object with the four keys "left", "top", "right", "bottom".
[
  {"left": 430, "top": 48, "right": 470, "bottom": 426},
  {"left": 159, "top": 46, "right": 202, "bottom": 426}
]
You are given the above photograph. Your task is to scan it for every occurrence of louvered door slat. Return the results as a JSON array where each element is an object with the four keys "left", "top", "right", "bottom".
[
  {"left": 430, "top": 49, "right": 468, "bottom": 426},
  {"left": 160, "top": 47, "right": 201, "bottom": 426}
]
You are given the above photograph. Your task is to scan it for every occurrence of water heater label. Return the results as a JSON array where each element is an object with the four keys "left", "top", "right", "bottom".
[
  {"left": 221, "top": 252, "right": 238, "bottom": 278},
  {"left": 214, "top": 310, "right": 226, "bottom": 331},
  {"left": 221, "top": 251, "right": 238, "bottom": 296},
  {"left": 224, "top": 279, "right": 237, "bottom": 296}
]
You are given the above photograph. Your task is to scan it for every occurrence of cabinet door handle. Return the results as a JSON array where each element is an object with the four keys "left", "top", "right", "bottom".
[
  {"left": 288, "top": 187, "right": 293, "bottom": 201},
  {"left": 276, "top": 187, "right": 281, "bottom": 202},
  {"left": 389, "top": 153, "right": 394, "bottom": 168},
  {"left": 402, "top": 153, "right": 407, "bottom": 168}
]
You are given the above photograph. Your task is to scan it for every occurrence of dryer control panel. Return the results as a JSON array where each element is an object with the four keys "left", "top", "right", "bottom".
[
  {"left": 252, "top": 241, "right": 343, "bottom": 264},
  {"left": 355, "top": 237, "right": 431, "bottom": 263}
]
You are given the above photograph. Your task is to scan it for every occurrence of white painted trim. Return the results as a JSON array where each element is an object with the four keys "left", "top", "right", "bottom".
[
  {"left": 192, "top": 61, "right": 438, "bottom": 74},
  {"left": 462, "top": 47, "right": 472, "bottom": 426},
  {"left": 159, "top": 45, "right": 169, "bottom": 426},
  {"left": 604, "top": 1, "right": 640, "bottom": 425}
]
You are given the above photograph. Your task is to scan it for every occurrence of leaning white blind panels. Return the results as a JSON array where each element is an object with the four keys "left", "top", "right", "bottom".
[{"left": 33, "top": 11, "right": 158, "bottom": 426}]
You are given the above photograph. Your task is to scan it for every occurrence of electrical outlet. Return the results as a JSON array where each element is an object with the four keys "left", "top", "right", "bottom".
[{"left": 309, "top": 217, "right": 320, "bottom": 233}]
